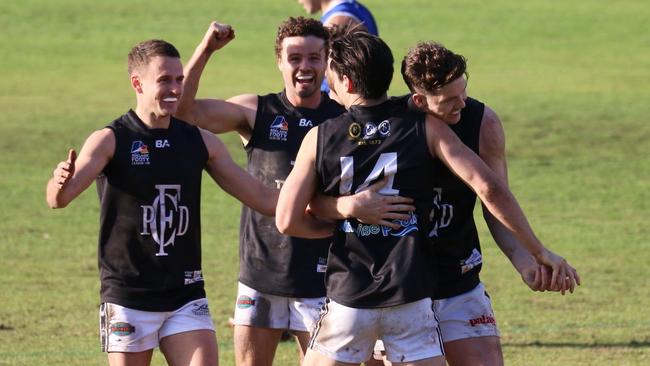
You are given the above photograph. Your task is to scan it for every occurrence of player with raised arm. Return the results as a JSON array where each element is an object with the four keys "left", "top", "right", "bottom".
[
  {"left": 276, "top": 28, "right": 578, "bottom": 366},
  {"left": 176, "top": 17, "right": 412, "bottom": 366},
  {"left": 46, "top": 39, "right": 275, "bottom": 366}
]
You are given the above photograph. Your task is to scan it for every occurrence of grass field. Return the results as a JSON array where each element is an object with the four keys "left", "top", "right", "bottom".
[{"left": 1, "top": 0, "right": 649, "bottom": 365}]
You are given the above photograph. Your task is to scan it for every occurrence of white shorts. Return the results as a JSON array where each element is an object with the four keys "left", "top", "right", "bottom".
[
  {"left": 309, "top": 298, "right": 444, "bottom": 364},
  {"left": 232, "top": 282, "right": 325, "bottom": 332},
  {"left": 434, "top": 282, "right": 500, "bottom": 343},
  {"left": 99, "top": 298, "right": 215, "bottom": 353}
]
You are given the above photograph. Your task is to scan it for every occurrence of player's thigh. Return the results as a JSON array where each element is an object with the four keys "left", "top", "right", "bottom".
[
  {"left": 309, "top": 299, "right": 380, "bottom": 364},
  {"left": 107, "top": 350, "right": 154, "bottom": 366},
  {"left": 443, "top": 336, "right": 502, "bottom": 366},
  {"left": 303, "top": 348, "right": 361, "bottom": 366},
  {"left": 289, "top": 296, "right": 326, "bottom": 332},
  {"left": 392, "top": 356, "right": 445, "bottom": 366},
  {"left": 434, "top": 283, "right": 500, "bottom": 344},
  {"left": 233, "top": 282, "right": 291, "bottom": 329},
  {"left": 234, "top": 325, "right": 284, "bottom": 366},
  {"left": 159, "top": 330, "right": 218, "bottom": 366},
  {"left": 380, "top": 298, "right": 444, "bottom": 364},
  {"left": 100, "top": 302, "right": 162, "bottom": 353}
]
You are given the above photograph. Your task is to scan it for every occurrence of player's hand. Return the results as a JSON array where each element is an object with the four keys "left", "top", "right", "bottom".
[
  {"left": 52, "top": 149, "right": 76, "bottom": 189},
  {"left": 202, "top": 21, "right": 235, "bottom": 54},
  {"left": 342, "top": 177, "right": 415, "bottom": 230},
  {"left": 533, "top": 248, "right": 581, "bottom": 295}
]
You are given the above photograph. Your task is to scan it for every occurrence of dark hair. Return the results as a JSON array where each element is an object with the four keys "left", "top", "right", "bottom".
[
  {"left": 275, "top": 16, "right": 329, "bottom": 58},
  {"left": 127, "top": 39, "right": 180, "bottom": 74},
  {"left": 401, "top": 41, "right": 467, "bottom": 94},
  {"left": 329, "top": 26, "right": 393, "bottom": 99}
]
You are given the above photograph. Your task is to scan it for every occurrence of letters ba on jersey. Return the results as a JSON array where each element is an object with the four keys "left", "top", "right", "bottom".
[{"left": 348, "top": 120, "right": 391, "bottom": 145}]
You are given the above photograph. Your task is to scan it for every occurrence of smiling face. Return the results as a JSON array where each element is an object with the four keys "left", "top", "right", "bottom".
[
  {"left": 414, "top": 76, "right": 468, "bottom": 124},
  {"left": 132, "top": 56, "right": 184, "bottom": 119},
  {"left": 277, "top": 35, "right": 327, "bottom": 106}
]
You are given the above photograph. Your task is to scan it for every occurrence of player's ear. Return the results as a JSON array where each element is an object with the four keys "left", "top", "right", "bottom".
[
  {"left": 411, "top": 92, "right": 428, "bottom": 111},
  {"left": 131, "top": 74, "right": 143, "bottom": 94},
  {"left": 344, "top": 75, "right": 354, "bottom": 93}
]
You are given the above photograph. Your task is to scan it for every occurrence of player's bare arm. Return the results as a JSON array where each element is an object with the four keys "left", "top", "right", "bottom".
[
  {"left": 309, "top": 178, "right": 415, "bottom": 229},
  {"left": 478, "top": 107, "right": 580, "bottom": 293},
  {"left": 46, "top": 128, "right": 114, "bottom": 209},
  {"left": 276, "top": 128, "right": 336, "bottom": 238},
  {"left": 176, "top": 21, "right": 256, "bottom": 141},
  {"left": 201, "top": 128, "right": 276, "bottom": 216},
  {"left": 426, "top": 114, "right": 579, "bottom": 291}
]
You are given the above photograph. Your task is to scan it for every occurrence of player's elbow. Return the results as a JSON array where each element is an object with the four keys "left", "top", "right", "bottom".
[
  {"left": 275, "top": 210, "right": 295, "bottom": 235},
  {"left": 475, "top": 177, "right": 508, "bottom": 207}
]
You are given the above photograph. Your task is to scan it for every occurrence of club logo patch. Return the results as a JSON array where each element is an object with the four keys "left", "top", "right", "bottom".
[
  {"left": 237, "top": 295, "right": 256, "bottom": 309},
  {"left": 348, "top": 122, "right": 362, "bottom": 139},
  {"left": 131, "top": 141, "right": 150, "bottom": 165},
  {"left": 110, "top": 322, "right": 135, "bottom": 336},
  {"left": 269, "top": 116, "right": 288, "bottom": 141}
]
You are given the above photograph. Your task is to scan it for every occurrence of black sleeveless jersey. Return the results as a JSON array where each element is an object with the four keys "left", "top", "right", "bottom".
[
  {"left": 315, "top": 99, "right": 436, "bottom": 308},
  {"left": 239, "top": 91, "right": 345, "bottom": 297},
  {"left": 428, "top": 97, "right": 486, "bottom": 299},
  {"left": 96, "top": 110, "right": 208, "bottom": 311}
]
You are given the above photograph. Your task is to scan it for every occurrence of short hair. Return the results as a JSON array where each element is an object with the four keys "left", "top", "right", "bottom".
[
  {"left": 329, "top": 26, "right": 393, "bottom": 99},
  {"left": 127, "top": 39, "right": 180, "bottom": 75},
  {"left": 274, "top": 16, "right": 330, "bottom": 58},
  {"left": 401, "top": 41, "right": 467, "bottom": 94}
]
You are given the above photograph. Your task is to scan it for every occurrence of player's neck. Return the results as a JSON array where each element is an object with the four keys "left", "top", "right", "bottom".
[
  {"left": 134, "top": 106, "right": 171, "bottom": 129},
  {"left": 346, "top": 93, "right": 387, "bottom": 108}
]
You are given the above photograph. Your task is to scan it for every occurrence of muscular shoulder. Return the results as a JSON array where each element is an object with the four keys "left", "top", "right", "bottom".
[
  {"left": 479, "top": 106, "right": 505, "bottom": 158},
  {"left": 86, "top": 128, "right": 116, "bottom": 158}
]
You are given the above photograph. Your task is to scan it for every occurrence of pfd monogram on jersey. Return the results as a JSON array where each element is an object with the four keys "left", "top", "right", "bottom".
[{"left": 96, "top": 110, "right": 208, "bottom": 311}]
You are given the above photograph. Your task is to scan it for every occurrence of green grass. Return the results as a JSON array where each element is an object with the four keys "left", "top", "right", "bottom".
[{"left": 1, "top": 0, "right": 648, "bottom": 365}]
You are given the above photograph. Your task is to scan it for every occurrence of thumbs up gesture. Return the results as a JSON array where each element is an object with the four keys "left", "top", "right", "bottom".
[{"left": 53, "top": 149, "right": 77, "bottom": 188}]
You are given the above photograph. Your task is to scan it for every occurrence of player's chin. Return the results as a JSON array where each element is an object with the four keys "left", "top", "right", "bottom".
[
  {"left": 445, "top": 113, "right": 462, "bottom": 124},
  {"left": 296, "top": 84, "right": 319, "bottom": 98}
]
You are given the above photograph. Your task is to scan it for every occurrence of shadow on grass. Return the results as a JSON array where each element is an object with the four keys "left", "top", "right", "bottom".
[{"left": 504, "top": 340, "right": 650, "bottom": 349}]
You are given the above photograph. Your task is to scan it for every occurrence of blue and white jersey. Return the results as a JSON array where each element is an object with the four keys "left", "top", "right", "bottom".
[{"left": 321, "top": 0, "right": 378, "bottom": 92}]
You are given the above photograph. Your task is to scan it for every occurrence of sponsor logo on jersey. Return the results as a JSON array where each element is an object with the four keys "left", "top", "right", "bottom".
[
  {"left": 429, "top": 188, "right": 453, "bottom": 237},
  {"left": 269, "top": 115, "right": 288, "bottom": 141},
  {"left": 298, "top": 118, "right": 313, "bottom": 127},
  {"left": 155, "top": 139, "right": 170, "bottom": 148},
  {"left": 460, "top": 248, "right": 483, "bottom": 274},
  {"left": 184, "top": 270, "right": 204, "bottom": 285},
  {"left": 110, "top": 322, "right": 135, "bottom": 336},
  {"left": 237, "top": 295, "right": 256, "bottom": 309},
  {"left": 140, "top": 185, "right": 189, "bottom": 256},
  {"left": 340, "top": 212, "right": 419, "bottom": 237},
  {"left": 469, "top": 314, "right": 496, "bottom": 327},
  {"left": 316, "top": 257, "right": 327, "bottom": 273},
  {"left": 191, "top": 302, "right": 211, "bottom": 316},
  {"left": 131, "top": 141, "right": 150, "bottom": 165}
]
